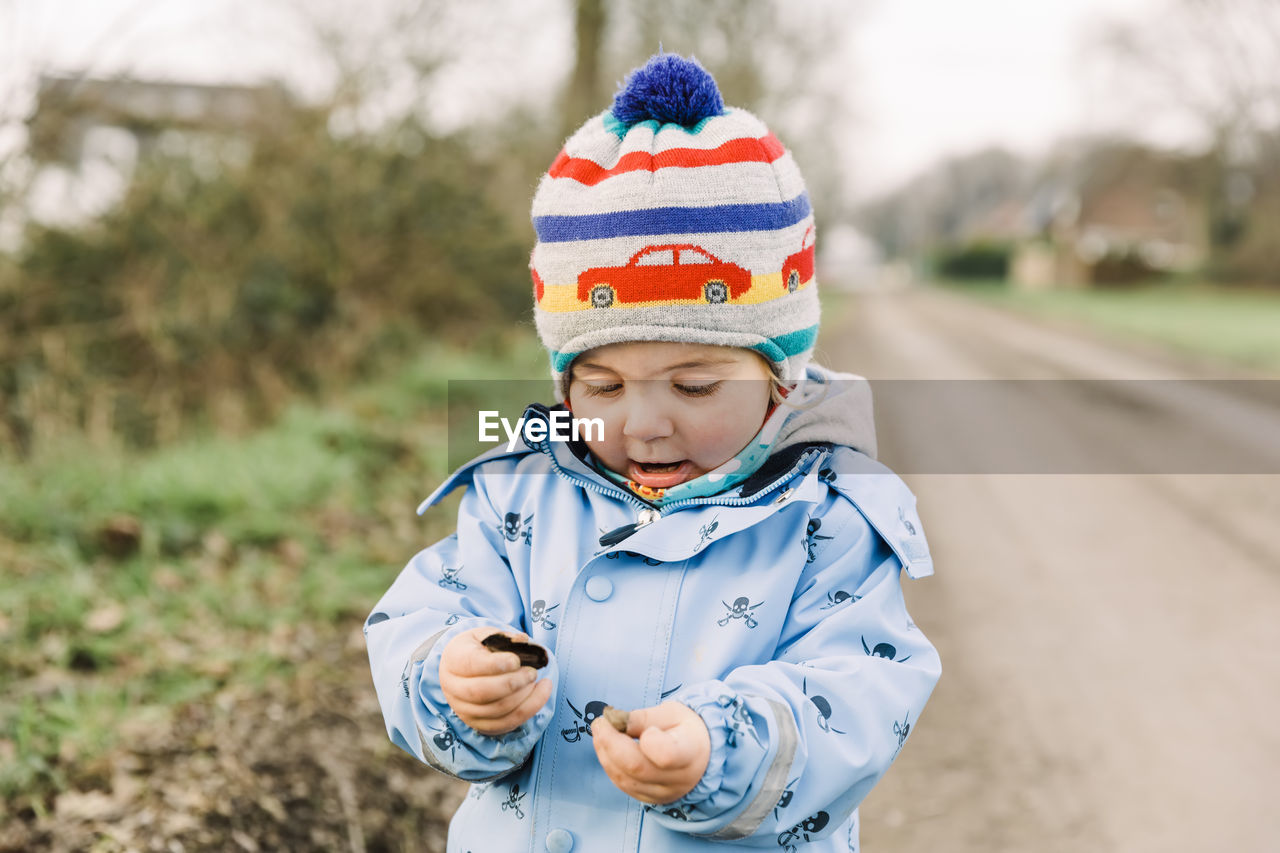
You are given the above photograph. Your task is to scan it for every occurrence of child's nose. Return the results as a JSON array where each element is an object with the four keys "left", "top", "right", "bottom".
[{"left": 620, "top": 399, "right": 674, "bottom": 442}]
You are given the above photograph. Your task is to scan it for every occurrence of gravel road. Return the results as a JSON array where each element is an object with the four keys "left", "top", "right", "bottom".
[{"left": 830, "top": 286, "right": 1280, "bottom": 853}]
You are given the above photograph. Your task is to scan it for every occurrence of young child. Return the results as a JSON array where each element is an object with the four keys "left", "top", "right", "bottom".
[{"left": 365, "top": 53, "right": 940, "bottom": 852}]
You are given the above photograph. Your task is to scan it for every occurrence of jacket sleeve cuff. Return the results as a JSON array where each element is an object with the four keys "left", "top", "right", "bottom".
[
  {"left": 666, "top": 683, "right": 773, "bottom": 820},
  {"left": 413, "top": 618, "right": 559, "bottom": 781}
]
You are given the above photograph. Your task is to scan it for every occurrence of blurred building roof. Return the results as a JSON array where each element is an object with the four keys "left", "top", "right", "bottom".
[
  {"left": 1057, "top": 143, "right": 1204, "bottom": 245},
  {"left": 956, "top": 197, "right": 1035, "bottom": 244},
  {"left": 27, "top": 74, "right": 292, "bottom": 165},
  {"left": 1012, "top": 143, "right": 1209, "bottom": 287}
]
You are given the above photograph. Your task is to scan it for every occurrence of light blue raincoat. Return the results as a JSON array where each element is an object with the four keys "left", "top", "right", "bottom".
[{"left": 365, "top": 366, "right": 941, "bottom": 853}]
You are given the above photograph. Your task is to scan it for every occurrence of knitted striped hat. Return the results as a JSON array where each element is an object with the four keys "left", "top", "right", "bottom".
[{"left": 530, "top": 53, "right": 819, "bottom": 397}]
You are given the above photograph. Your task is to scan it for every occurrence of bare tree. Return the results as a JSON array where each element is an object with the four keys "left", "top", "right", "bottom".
[
  {"left": 1092, "top": 0, "right": 1280, "bottom": 279},
  {"left": 278, "top": 0, "right": 456, "bottom": 130},
  {"left": 1095, "top": 0, "right": 1280, "bottom": 148},
  {"left": 562, "top": 0, "right": 607, "bottom": 139},
  {"left": 855, "top": 147, "right": 1032, "bottom": 261},
  {"left": 573, "top": 0, "right": 866, "bottom": 220}
]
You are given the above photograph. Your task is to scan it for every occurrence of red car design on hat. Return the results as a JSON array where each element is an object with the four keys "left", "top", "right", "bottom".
[
  {"left": 577, "top": 244, "right": 752, "bottom": 308},
  {"left": 781, "top": 226, "right": 815, "bottom": 293}
]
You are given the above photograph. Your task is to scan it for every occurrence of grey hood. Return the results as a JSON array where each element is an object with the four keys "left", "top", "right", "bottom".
[{"left": 772, "top": 362, "right": 878, "bottom": 459}]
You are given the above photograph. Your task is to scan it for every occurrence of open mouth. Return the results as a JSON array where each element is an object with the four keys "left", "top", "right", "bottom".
[
  {"left": 627, "top": 459, "right": 694, "bottom": 488},
  {"left": 637, "top": 461, "right": 682, "bottom": 473}
]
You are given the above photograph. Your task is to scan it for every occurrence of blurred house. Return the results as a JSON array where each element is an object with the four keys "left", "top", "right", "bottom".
[
  {"left": 855, "top": 147, "right": 1033, "bottom": 270},
  {"left": 23, "top": 74, "right": 291, "bottom": 226},
  {"left": 28, "top": 74, "right": 291, "bottom": 165},
  {"left": 869, "top": 142, "right": 1212, "bottom": 290},
  {"left": 1011, "top": 144, "right": 1208, "bottom": 290},
  {"left": 955, "top": 197, "right": 1034, "bottom": 246}
]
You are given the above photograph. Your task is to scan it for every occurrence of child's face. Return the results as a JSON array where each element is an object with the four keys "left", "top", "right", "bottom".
[{"left": 567, "top": 341, "right": 774, "bottom": 489}]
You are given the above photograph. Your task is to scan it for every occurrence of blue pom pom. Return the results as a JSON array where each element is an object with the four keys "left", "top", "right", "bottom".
[{"left": 611, "top": 53, "right": 725, "bottom": 129}]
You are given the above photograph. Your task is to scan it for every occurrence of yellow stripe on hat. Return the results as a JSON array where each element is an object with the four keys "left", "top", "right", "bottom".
[{"left": 536, "top": 273, "right": 810, "bottom": 313}]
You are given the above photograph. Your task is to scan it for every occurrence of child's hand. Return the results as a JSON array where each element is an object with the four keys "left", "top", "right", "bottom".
[
  {"left": 439, "top": 628, "right": 552, "bottom": 736},
  {"left": 591, "top": 700, "right": 711, "bottom": 805}
]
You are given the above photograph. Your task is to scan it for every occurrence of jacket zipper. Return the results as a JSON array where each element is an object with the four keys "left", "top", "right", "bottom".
[{"left": 655, "top": 449, "right": 820, "bottom": 513}]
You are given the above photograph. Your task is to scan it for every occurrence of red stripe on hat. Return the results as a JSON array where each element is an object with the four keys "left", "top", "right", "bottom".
[{"left": 549, "top": 134, "right": 786, "bottom": 186}]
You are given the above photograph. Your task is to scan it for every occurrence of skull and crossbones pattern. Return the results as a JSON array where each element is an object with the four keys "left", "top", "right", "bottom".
[
  {"left": 892, "top": 711, "right": 912, "bottom": 758},
  {"left": 898, "top": 505, "right": 916, "bottom": 536},
  {"left": 820, "top": 589, "right": 860, "bottom": 610},
  {"left": 424, "top": 717, "right": 458, "bottom": 760},
  {"left": 715, "top": 694, "right": 763, "bottom": 748},
  {"left": 529, "top": 599, "right": 559, "bottom": 630},
  {"left": 605, "top": 549, "right": 662, "bottom": 566},
  {"left": 500, "top": 783, "right": 527, "bottom": 820},
  {"left": 801, "top": 517, "right": 834, "bottom": 563},
  {"left": 561, "top": 698, "right": 608, "bottom": 743},
  {"left": 773, "top": 777, "right": 800, "bottom": 820},
  {"left": 802, "top": 677, "right": 845, "bottom": 735},
  {"left": 399, "top": 659, "right": 411, "bottom": 698},
  {"left": 862, "top": 635, "right": 911, "bottom": 663},
  {"left": 364, "top": 612, "right": 389, "bottom": 636},
  {"left": 499, "top": 511, "right": 534, "bottom": 545},
  {"left": 693, "top": 517, "right": 720, "bottom": 553},
  {"left": 718, "top": 596, "right": 762, "bottom": 629},
  {"left": 778, "top": 811, "right": 830, "bottom": 852},
  {"left": 438, "top": 564, "right": 467, "bottom": 590}
]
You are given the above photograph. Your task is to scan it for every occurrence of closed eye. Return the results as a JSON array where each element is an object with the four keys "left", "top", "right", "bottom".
[
  {"left": 581, "top": 383, "right": 623, "bottom": 397},
  {"left": 674, "top": 382, "right": 720, "bottom": 398}
]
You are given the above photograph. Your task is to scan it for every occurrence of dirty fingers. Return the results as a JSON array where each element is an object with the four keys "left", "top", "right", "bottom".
[
  {"left": 591, "top": 701, "right": 711, "bottom": 805},
  {"left": 439, "top": 628, "right": 552, "bottom": 735}
]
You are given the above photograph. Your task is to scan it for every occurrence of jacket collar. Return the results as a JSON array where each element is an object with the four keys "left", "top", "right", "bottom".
[
  {"left": 416, "top": 403, "right": 831, "bottom": 560},
  {"left": 520, "top": 402, "right": 826, "bottom": 510}
]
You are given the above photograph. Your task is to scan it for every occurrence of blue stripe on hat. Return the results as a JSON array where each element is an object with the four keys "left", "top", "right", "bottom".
[
  {"left": 550, "top": 349, "right": 577, "bottom": 373},
  {"left": 554, "top": 326, "right": 815, "bottom": 374},
  {"left": 750, "top": 325, "right": 819, "bottom": 363},
  {"left": 533, "top": 193, "right": 811, "bottom": 243},
  {"left": 602, "top": 111, "right": 718, "bottom": 139},
  {"left": 554, "top": 326, "right": 817, "bottom": 376}
]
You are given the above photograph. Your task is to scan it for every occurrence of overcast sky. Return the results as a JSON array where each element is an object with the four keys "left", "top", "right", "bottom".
[
  {"left": 853, "top": 0, "right": 1176, "bottom": 194},
  {"left": 4, "top": 0, "right": 1180, "bottom": 201}
]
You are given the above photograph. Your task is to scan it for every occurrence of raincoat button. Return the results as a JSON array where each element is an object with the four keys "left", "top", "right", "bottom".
[
  {"left": 585, "top": 576, "right": 613, "bottom": 601},
  {"left": 546, "top": 828, "right": 574, "bottom": 852}
]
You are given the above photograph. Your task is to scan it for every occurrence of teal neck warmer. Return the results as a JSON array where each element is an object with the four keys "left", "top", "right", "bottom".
[{"left": 588, "top": 398, "right": 799, "bottom": 507}]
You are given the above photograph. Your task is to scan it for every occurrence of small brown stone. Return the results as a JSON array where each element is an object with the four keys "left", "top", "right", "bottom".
[
  {"left": 602, "top": 705, "right": 630, "bottom": 733},
  {"left": 98, "top": 515, "right": 143, "bottom": 559},
  {"left": 480, "top": 633, "right": 549, "bottom": 669}
]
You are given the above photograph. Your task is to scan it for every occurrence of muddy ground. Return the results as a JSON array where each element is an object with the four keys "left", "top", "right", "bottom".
[{"left": 0, "top": 629, "right": 468, "bottom": 853}]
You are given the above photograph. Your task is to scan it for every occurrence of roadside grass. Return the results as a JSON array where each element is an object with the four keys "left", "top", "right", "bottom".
[
  {"left": 0, "top": 331, "right": 547, "bottom": 815},
  {"left": 938, "top": 278, "right": 1280, "bottom": 373}
]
